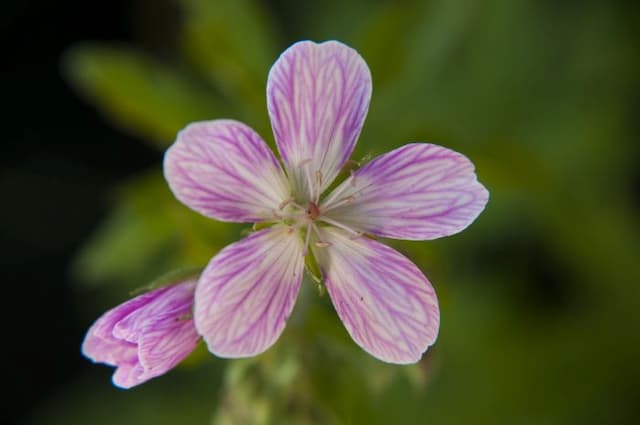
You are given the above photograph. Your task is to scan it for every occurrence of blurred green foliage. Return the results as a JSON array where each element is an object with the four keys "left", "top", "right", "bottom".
[{"left": 37, "top": 0, "right": 640, "bottom": 424}]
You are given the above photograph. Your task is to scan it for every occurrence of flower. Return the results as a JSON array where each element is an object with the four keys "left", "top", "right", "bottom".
[
  {"left": 164, "top": 40, "right": 489, "bottom": 364},
  {"left": 82, "top": 280, "right": 200, "bottom": 388}
]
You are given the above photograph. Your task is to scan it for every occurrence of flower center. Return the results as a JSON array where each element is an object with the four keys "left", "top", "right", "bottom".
[
  {"left": 272, "top": 160, "right": 364, "bottom": 256},
  {"left": 306, "top": 201, "right": 320, "bottom": 220}
]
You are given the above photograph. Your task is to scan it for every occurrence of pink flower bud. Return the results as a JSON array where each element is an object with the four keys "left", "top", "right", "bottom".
[{"left": 82, "top": 280, "right": 199, "bottom": 389}]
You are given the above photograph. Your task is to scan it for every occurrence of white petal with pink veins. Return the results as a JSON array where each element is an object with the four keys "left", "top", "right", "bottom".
[
  {"left": 195, "top": 225, "right": 305, "bottom": 357},
  {"left": 312, "top": 227, "right": 440, "bottom": 364},
  {"left": 321, "top": 143, "right": 489, "bottom": 240},
  {"left": 164, "top": 119, "right": 290, "bottom": 223},
  {"left": 267, "top": 40, "right": 372, "bottom": 200}
]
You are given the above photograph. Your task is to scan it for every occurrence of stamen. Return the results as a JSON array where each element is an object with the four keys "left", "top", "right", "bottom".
[
  {"left": 300, "top": 159, "right": 316, "bottom": 202},
  {"left": 278, "top": 198, "right": 293, "bottom": 210},
  {"left": 302, "top": 224, "right": 313, "bottom": 256},
  {"left": 322, "top": 195, "right": 355, "bottom": 211},
  {"left": 290, "top": 200, "right": 305, "bottom": 210},
  {"left": 314, "top": 170, "right": 323, "bottom": 203},
  {"left": 318, "top": 216, "right": 362, "bottom": 236},
  {"left": 308, "top": 222, "right": 335, "bottom": 249}
]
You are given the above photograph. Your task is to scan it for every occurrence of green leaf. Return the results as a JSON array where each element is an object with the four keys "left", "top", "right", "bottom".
[
  {"left": 129, "top": 266, "right": 204, "bottom": 296},
  {"left": 71, "top": 176, "right": 180, "bottom": 289},
  {"left": 71, "top": 171, "right": 236, "bottom": 289},
  {"left": 180, "top": 0, "right": 281, "bottom": 132},
  {"left": 62, "top": 44, "right": 224, "bottom": 148}
]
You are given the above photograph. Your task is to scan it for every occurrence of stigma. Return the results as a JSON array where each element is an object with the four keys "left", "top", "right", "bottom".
[{"left": 307, "top": 201, "right": 320, "bottom": 220}]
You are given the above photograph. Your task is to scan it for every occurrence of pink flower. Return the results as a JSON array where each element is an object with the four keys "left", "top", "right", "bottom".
[
  {"left": 82, "top": 280, "right": 199, "bottom": 388},
  {"left": 164, "top": 40, "right": 489, "bottom": 364}
]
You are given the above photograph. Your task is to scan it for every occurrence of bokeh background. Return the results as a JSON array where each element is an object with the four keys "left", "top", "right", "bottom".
[{"left": 5, "top": 0, "right": 639, "bottom": 424}]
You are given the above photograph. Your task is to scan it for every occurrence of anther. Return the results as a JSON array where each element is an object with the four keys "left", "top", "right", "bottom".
[
  {"left": 315, "top": 241, "right": 332, "bottom": 248},
  {"left": 278, "top": 198, "right": 293, "bottom": 210}
]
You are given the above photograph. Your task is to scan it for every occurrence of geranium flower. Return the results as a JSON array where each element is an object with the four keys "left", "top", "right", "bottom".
[
  {"left": 164, "top": 40, "right": 489, "bottom": 364},
  {"left": 82, "top": 279, "right": 199, "bottom": 388}
]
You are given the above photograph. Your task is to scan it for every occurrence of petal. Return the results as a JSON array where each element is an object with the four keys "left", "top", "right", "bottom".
[
  {"left": 82, "top": 337, "right": 137, "bottom": 369},
  {"left": 136, "top": 312, "right": 199, "bottom": 379},
  {"left": 267, "top": 40, "right": 372, "bottom": 200},
  {"left": 112, "top": 361, "right": 144, "bottom": 389},
  {"left": 83, "top": 281, "right": 200, "bottom": 389},
  {"left": 81, "top": 290, "right": 158, "bottom": 366},
  {"left": 195, "top": 225, "right": 305, "bottom": 357},
  {"left": 113, "top": 281, "right": 195, "bottom": 344},
  {"left": 112, "top": 280, "right": 200, "bottom": 383},
  {"left": 312, "top": 227, "right": 439, "bottom": 364},
  {"left": 164, "top": 119, "right": 290, "bottom": 222},
  {"left": 321, "top": 143, "right": 489, "bottom": 240},
  {"left": 136, "top": 282, "right": 200, "bottom": 376}
]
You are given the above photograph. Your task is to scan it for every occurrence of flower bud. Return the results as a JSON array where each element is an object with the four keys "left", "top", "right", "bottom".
[{"left": 82, "top": 280, "right": 199, "bottom": 389}]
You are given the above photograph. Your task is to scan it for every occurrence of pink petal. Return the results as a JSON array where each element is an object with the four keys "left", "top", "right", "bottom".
[
  {"left": 312, "top": 227, "right": 440, "bottom": 364},
  {"left": 82, "top": 290, "right": 158, "bottom": 366},
  {"left": 267, "top": 40, "right": 372, "bottom": 200},
  {"left": 164, "top": 119, "right": 290, "bottom": 223},
  {"left": 113, "top": 283, "right": 194, "bottom": 343},
  {"left": 195, "top": 226, "right": 305, "bottom": 357},
  {"left": 82, "top": 280, "right": 199, "bottom": 389},
  {"left": 136, "top": 312, "right": 199, "bottom": 377},
  {"left": 133, "top": 282, "right": 200, "bottom": 380},
  {"left": 111, "top": 361, "right": 144, "bottom": 389},
  {"left": 321, "top": 143, "right": 489, "bottom": 240}
]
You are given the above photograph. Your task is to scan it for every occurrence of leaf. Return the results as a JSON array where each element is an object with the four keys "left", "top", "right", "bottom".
[
  {"left": 129, "top": 266, "right": 204, "bottom": 296},
  {"left": 71, "top": 171, "right": 236, "bottom": 289},
  {"left": 180, "top": 0, "right": 281, "bottom": 132},
  {"left": 62, "top": 44, "right": 225, "bottom": 148},
  {"left": 71, "top": 180, "right": 179, "bottom": 289}
]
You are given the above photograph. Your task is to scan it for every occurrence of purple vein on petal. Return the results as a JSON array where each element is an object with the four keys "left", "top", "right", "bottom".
[
  {"left": 194, "top": 225, "right": 305, "bottom": 358},
  {"left": 164, "top": 119, "right": 289, "bottom": 223},
  {"left": 267, "top": 40, "right": 372, "bottom": 200},
  {"left": 321, "top": 143, "right": 489, "bottom": 240},
  {"left": 313, "top": 227, "right": 439, "bottom": 364}
]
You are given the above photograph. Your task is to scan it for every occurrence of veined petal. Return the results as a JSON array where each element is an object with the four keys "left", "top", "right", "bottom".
[
  {"left": 164, "top": 120, "right": 290, "bottom": 222},
  {"left": 195, "top": 226, "right": 305, "bottom": 357},
  {"left": 321, "top": 143, "right": 489, "bottom": 240},
  {"left": 112, "top": 361, "right": 143, "bottom": 389},
  {"left": 136, "top": 309, "right": 200, "bottom": 381},
  {"left": 267, "top": 40, "right": 372, "bottom": 200},
  {"left": 83, "top": 280, "right": 199, "bottom": 389},
  {"left": 112, "top": 282, "right": 194, "bottom": 343},
  {"left": 82, "top": 290, "right": 157, "bottom": 366},
  {"left": 120, "top": 282, "right": 200, "bottom": 376},
  {"left": 312, "top": 227, "right": 439, "bottom": 364}
]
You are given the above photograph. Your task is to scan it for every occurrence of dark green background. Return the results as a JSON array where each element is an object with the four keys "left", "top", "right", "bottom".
[{"left": 4, "top": 0, "right": 639, "bottom": 424}]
